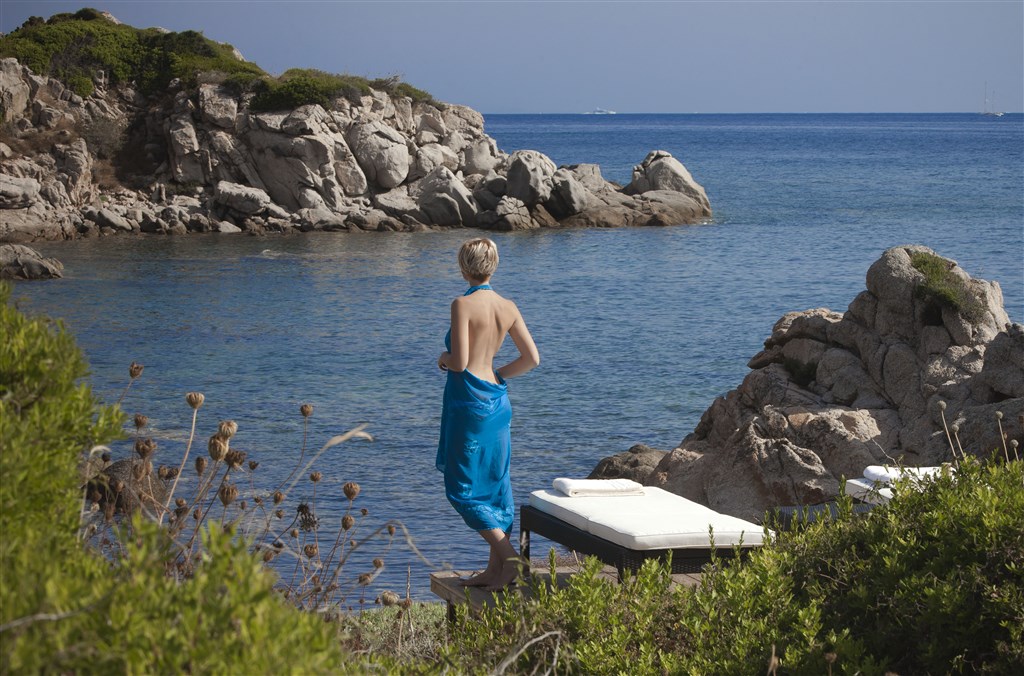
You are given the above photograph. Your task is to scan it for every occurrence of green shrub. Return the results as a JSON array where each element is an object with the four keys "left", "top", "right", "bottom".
[
  {"left": 250, "top": 68, "right": 369, "bottom": 111},
  {"left": 0, "top": 282, "right": 347, "bottom": 673},
  {"left": 0, "top": 9, "right": 266, "bottom": 96},
  {"left": 443, "top": 458, "right": 1023, "bottom": 674},
  {"left": 910, "top": 250, "right": 986, "bottom": 323}
]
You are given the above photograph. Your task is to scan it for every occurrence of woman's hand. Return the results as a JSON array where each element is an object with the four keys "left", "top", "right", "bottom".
[{"left": 437, "top": 351, "right": 450, "bottom": 371}]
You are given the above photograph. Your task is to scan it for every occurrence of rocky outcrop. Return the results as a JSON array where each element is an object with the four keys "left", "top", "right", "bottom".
[
  {"left": 0, "top": 243, "right": 64, "bottom": 279},
  {"left": 0, "top": 56, "right": 712, "bottom": 245},
  {"left": 591, "top": 246, "right": 1023, "bottom": 522}
]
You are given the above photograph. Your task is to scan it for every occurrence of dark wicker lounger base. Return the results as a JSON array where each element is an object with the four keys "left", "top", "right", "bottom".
[{"left": 520, "top": 505, "right": 759, "bottom": 577}]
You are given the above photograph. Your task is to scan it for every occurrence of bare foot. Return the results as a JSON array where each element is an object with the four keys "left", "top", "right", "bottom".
[
  {"left": 459, "top": 569, "right": 498, "bottom": 587},
  {"left": 483, "top": 559, "right": 521, "bottom": 592}
]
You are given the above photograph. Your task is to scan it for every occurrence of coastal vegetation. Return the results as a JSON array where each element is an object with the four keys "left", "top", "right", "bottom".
[
  {"left": 910, "top": 250, "right": 986, "bottom": 324},
  {"left": 2, "top": 280, "right": 1020, "bottom": 673},
  {"left": 0, "top": 8, "right": 433, "bottom": 106}
]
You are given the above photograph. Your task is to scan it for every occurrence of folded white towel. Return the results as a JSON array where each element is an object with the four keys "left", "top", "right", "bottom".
[
  {"left": 552, "top": 478, "right": 646, "bottom": 498},
  {"left": 863, "top": 465, "right": 949, "bottom": 485}
]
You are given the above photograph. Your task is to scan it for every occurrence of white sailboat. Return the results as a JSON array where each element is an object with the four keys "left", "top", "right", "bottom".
[{"left": 982, "top": 81, "right": 1005, "bottom": 117}]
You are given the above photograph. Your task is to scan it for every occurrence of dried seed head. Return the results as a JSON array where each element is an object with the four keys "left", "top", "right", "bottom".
[
  {"left": 195, "top": 456, "right": 208, "bottom": 476},
  {"left": 825, "top": 652, "right": 837, "bottom": 665},
  {"left": 225, "top": 449, "right": 246, "bottom": 470},
  {"left": 373, "top": 558, "right": 384, "bottom": 569},
  {"left": 158, "top": 465, "right": 178, "bottom": 480},
  {"left": 253, "top": 496, "right": 263, "bottom": 506},
  {"left": 273, "top": 541, "right": 284, "bottom": 550},
  {"left": 134, "top": 438, "right": 156, "bottom": 459},
  {"left": 300, "top": 403, "right": 313, "bottom": 418},
  {"left": 303, "top": 544, "right": 318, "bottom": 558},
  {"left": 379, "top": 591, "right": 400, "bottom": 607},
  {"left": 342, "top": 514, "right": 355, "bottom": 531},
  {"left": 185, "top": 392, "right": 205, "bottom": 410},
  {"left": 1011, "top": 439, "right": 1019, "bottom": 449},
  {"left": 129, "top": 361, "right": 144, "bottom": 379},
  {"left": 360, "top": 508, "right": 368, "bottom": 517},
  {"left": 132, "top": 461, "right": 153, "bottom": 480},
  {"left": 297, "top": 503, "right": 311, "bottom": 516},
  {"left": 175, "top": 497, "right": 187, "bottom": 508},
  {"left": 133, "top": 413, "right": 148, "bottom": 429},
  {"left": 310, "top": 471, "right": 322, "bottom": 483},
  {"left": 218, "top": 484, "right": 238, "bottom": 507},
  {"left": 274, "top": 509, "right": 284, "bottom": 519},
  {"left": 400, "top": 598, "right": 412, "bottom": 610},
  {"left": 951, "top": 424, "right": 960, "bottom": 434},
  {"left": 386, "top": 524, "right": 396, "bottom": 536},
  {"left": 290, "top": 529, "right": 299, "bottom": 538},
  {"left": 208, "top": 435, "right": 228, "bottom": 462},
  {"left": 248, "top": 460, "right": 259, "bottom": 471},
  {"left": 358, "top": 572, "right": 372, "bottom": 585},
  {"left": 995, "top": 410, "right": 1004, "bottom": 420},
  {"left": 193, "top": 509, "right": 202, "bottom": 521},
  {"left": 218, "top": 420, "right": 238, "bottom": 439},
  {"left": 239, "top": 500, "right": 247, "bottom": 511},
  {"left": 113, "top": 479, "right": 124, "bottom": 493},
  {"left": 273, "top": 490, "right": 285, "bottom": 505},
  {"left": 343, "top": 482, "right": 361, "bottom": 501},
  {"left": 938, "top": 400, "right": 947, "bottom": 410},
  {"left": 263, "top": 550, "right": 274, "bottom": 563}
]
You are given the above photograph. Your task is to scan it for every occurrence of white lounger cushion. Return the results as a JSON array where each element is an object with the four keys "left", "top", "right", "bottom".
[
  {"left": 528, "top": 486, "right": 766, "bottom": 551},
  {"left": 862, "top": 465, "right": 947, "bottom": 485},
  {"left": 843, "top": 477, "right": 894, "bottom": 505}
]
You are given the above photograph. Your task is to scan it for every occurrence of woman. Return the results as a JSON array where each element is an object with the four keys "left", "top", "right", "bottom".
[{"left": 436, "top": 238, "right": 540, "bottom": 591}]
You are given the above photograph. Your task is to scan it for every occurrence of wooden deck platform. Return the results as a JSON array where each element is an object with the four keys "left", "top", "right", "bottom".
[{"left": 430, "top": 566, "right": 703, "bottom": 622}]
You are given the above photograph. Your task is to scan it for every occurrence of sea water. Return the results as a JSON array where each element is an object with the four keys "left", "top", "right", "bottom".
[{"left": 12, "top": 113, "right": 1024, "bottom": 598}]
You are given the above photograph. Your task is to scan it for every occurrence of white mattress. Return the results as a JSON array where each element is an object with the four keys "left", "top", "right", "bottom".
[
  {"left": 843, "top": 477, "right": 893, "bottom": 505},
  {"left": 862, "top": 465, "right": 947, "bottom": 485},
  {"left": 528, "top": 487, "right": 766, "bottom": 551}
]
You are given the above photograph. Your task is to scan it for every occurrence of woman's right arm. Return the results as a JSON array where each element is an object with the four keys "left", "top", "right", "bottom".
[{"left": 496, "top": 304, "right": 540, "bottom": 380}]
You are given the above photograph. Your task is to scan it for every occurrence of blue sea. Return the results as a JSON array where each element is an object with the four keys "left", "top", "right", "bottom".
[{"left": 12, "top": 113, "right": 1024, "bottom": 600}]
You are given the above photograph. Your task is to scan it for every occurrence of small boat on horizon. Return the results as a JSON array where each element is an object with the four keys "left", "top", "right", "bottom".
[
  {"left": 981, "top": 81, "right": 1005, "bottom": 117},
  {"left": 585, "top": 107, "right": 617, "bottom": 115}
]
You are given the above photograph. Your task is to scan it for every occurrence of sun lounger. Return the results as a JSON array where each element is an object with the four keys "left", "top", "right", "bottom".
[
  {"left": 843, "top": 464, "right": 952, "bottom": 505},
  {"left": 520, "top": 485, "right": 767, "bottom": 576}
]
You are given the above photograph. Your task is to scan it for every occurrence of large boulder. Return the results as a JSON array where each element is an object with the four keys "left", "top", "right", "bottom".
[
  {"left": 0, "top": 243, "right": 63, "bottom": 279},
  {"left": 0, "top": 174, "right": 41, "bottom": 208},
  {"left": 198, "top": 84, "right": 238, "bottom": 128},
  {"left": 215, "top": 180, "right": 271, "bottom": 215},
  {"left": 505, "top": 150, "right": 556, "bottom": 207},
  {"left": 346, "top": 121, "right": 411, "bottom": 189},
  {"left": 0, "top": 58, "right": 31, "bottom": 122},
  {"left": 626, "top": 150, "right": 711, "bottom": 216},
  {"left": 417, "top": 166, "right": 477, "bottom": 226},
  {"left": 591, "top": 246, "right": 1023, "bottom": 522}
]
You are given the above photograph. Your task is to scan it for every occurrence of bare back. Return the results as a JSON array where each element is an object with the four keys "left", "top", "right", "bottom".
[{"left": 449, "top": 289, "right": 536, "bottom": 384}]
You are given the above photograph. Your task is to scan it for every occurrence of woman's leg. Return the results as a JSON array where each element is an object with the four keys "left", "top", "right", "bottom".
[
  {"left": 480, "top": 528, "right": 520, "bottom": 591},
  {"left": 459, "top": 528, "right": 520, "bottom": 588},
  {"left": 458, "top": 544, "right": 502, "bottom": 587}
]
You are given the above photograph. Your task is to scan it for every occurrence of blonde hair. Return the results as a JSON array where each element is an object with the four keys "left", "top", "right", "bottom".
[{"left": 458, "top": 238, "right": 499, "bottom": 281}]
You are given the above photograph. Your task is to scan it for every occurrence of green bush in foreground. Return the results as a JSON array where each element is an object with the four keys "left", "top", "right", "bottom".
[
  {"left": 0, "top": 282, "right": 345, "bottom": 674},
  {"left": 443, "top": 458, "right": 1024, "bottom": 674}
]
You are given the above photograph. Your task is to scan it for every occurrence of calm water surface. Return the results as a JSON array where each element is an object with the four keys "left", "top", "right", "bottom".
[{"left": 14, "top": 114, "right": 1024, "bottom": 598}]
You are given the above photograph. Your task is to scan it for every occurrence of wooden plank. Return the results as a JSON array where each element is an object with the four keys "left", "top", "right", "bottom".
[{"left": 430, "top": 566, "right": 703, "bottom": 618}]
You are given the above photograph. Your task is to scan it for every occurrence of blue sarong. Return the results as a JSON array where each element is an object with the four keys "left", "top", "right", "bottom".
[{"left": 436, "top": 285, "right": 514, "bottom": 532}]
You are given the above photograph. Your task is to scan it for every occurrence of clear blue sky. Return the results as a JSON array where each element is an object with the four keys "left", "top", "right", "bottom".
[{"left": 2, "top": 1, "right": 1021, "bottom": 113}]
